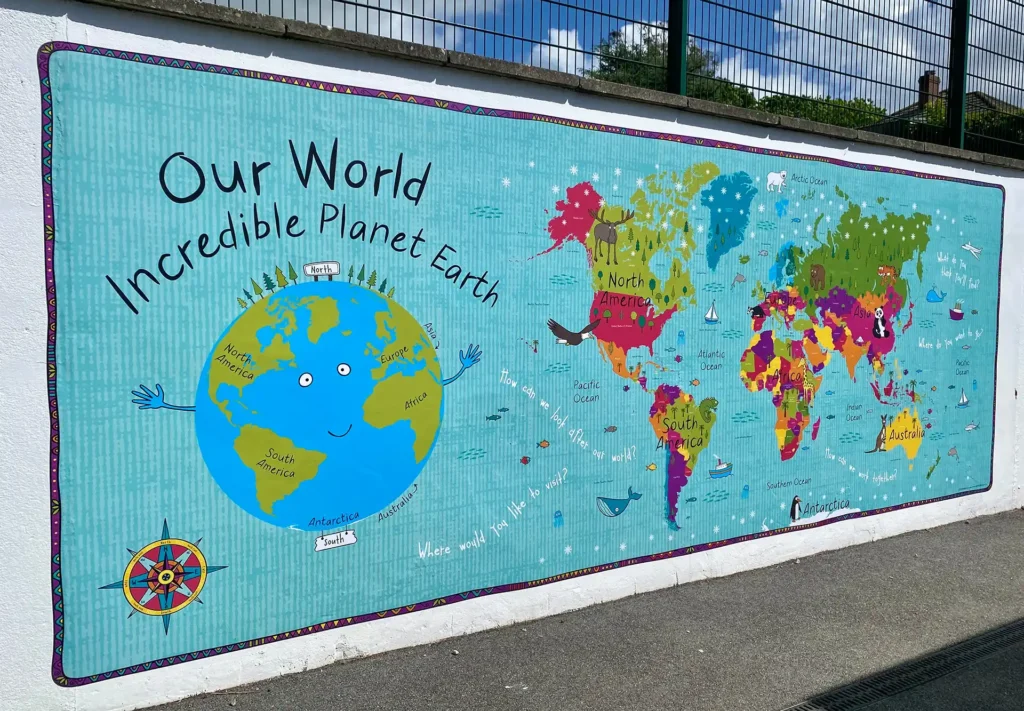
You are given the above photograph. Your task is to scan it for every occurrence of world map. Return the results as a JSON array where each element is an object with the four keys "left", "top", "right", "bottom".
[
  {"left": 194, "top": 281, "right": 443, "bottom": 530},
  {"left": 542, "top": 169, "right": 931, "bottom": 529}
]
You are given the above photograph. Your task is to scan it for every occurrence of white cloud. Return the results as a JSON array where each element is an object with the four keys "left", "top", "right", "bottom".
[
  {"left": 708, "top": 0, "right": 1021, "bottom": 111},
  {"left": 530, "top": 28, "right": 592, "bottom": 75}
]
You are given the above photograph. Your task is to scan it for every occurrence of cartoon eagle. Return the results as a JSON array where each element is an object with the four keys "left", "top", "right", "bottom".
[{"left": 547, "top": 318, "right": 601, "bottom": 346}]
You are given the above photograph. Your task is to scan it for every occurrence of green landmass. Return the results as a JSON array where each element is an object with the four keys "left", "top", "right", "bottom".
[{"left": 233, "top": 424, "right": 326, "bottom": 515}]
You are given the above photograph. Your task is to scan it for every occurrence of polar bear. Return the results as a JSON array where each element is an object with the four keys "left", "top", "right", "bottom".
[{"left": 766, "top": 170, "right": 787, "bottom": 192}]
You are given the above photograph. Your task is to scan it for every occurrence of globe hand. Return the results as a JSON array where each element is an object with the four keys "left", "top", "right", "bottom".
[
  {"left": 131, "top": 383, "right": 195, "bottom": 412},
  {"left": 459, "top": 344, "right": 483, "bottom": 369}
]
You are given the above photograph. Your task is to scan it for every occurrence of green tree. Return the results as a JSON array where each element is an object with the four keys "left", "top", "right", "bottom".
[
  {"left": 585, "top": 28, "right": 756, "bottom": 108},
  {"left": 237, "top": 297, "right": 247, "bottom": 309},
  {"left": 275, "top": 266, "right": 288, "bottom": 289},
  {"left": 755, "top": 95, "right": 885, "bottom": 129},
  {"left": 367, "top": 270, "right": 378, "bottom": 290},
  {"left": 251, "top": 278, "right": 264, "bottom": 300},
  {"left": 387, "top": 287, "right": 395, "bottom": 298},
  {"left": 357, "top": 265, "right": 366, "bottom": 285},
  {"left": 378, "top": 277, "right": 388, "bottom": 294},
  {"left": 348, "top": 264, "right": 355, "bottom": 282},
  {"left": 243, "top": 288, "right": 254, "bottom": 304},
  {"left": 287, "top": 262, "right": 298, "bottom": 285},
  {"left": 262, "top": 272, "right": 275, "bottom": 293}
]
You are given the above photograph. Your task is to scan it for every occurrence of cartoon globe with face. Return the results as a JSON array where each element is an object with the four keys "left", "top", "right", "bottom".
[{"left": 133, "top": 278, "right": 481, "bottom": 531}]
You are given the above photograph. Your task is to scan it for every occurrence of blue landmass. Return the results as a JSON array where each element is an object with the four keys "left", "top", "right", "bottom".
[{"left": 700, "top": 172, "right": 757, "bottom": 270}]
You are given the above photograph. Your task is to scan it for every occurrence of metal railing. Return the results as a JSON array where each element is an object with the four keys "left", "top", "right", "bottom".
[{"left": 203, "top": 0, "right": 1024, "bottom": 160}]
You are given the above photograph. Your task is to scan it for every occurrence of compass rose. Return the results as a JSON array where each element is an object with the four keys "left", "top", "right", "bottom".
[{"left": 101, "top": 520, "right": 226, "bottom": 634}]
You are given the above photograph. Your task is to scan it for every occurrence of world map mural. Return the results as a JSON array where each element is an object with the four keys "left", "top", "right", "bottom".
[{"left": 41, "top": 44, "right": 1003, "bottom": 685}]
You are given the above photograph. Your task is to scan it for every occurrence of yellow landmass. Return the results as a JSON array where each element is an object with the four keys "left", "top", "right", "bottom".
[
  {"left": 886, "top": 408, "right": 924, "bottom": 462},
  {"left": 233, "top": 424, "right": 326, "bottom": 515},
  {"left": 306, "top": 296, "right": 339, "bottom": 344}
]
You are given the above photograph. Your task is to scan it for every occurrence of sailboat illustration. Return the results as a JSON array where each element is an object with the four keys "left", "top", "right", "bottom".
[
  {"left": 704, "top": 301, "right": 720, "bottom": 325},
  {"left": 956, "top": 388, "right": 969, "bottom": 409},
  {"left": 708, "top": 456, "right": 733, "bottom": 479}
]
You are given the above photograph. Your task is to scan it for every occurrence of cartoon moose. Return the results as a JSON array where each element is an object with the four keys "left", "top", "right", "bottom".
[{"left": 588, "top": 208, "right": 635, "bottom": 265}]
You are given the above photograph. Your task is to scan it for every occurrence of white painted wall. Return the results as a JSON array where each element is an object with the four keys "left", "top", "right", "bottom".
[{"left": 0, "top": 1, "right": 1020, "bottom": 709}]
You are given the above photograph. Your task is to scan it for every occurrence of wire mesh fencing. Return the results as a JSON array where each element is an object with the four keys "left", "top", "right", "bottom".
[{"left": 200, "top": 0, "right": 1023, "bottom": 159}]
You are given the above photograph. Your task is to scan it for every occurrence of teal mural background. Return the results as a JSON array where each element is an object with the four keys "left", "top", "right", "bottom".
[{"left": 47, "top": 48, "right": 1003, "bottom": 681}]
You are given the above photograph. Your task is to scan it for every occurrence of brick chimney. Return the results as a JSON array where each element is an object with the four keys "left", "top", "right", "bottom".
[{"left": 919, "top": 70, "right": 941, "bottom": 108}]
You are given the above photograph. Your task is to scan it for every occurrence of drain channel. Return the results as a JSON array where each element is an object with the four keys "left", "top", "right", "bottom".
[{"left": 780, "top": 618, "right": 1024, "bottom": 711}]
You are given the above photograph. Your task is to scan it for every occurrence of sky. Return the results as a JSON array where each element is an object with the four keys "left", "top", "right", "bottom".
[{"left": 205, "top": 0, "right": 1022, "bottom": 114}]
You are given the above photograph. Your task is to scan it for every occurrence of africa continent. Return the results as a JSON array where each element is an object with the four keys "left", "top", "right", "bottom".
[{"left": 741, "top": 189, "right": 931, "bottom": 460}]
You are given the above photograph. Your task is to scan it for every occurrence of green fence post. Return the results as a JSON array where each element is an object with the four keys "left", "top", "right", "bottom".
[
  {"left": 667, "top": 0, "right": 689, "bottom": 95},
  {"left": 947, "top": 0, "right": 971, "bottom": 149}
]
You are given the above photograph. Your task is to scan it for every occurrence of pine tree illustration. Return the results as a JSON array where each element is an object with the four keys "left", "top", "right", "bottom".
[
  {"left": 387, "top": 287, "right": 395, "bottom": 298},
  {"left": 243, "top": 288, "right": 254, "bottom": 304},
  {"left": 367, "top": 270, "right": 378, "bottom": 290},
  {"left": 251, "top": 278, "right": 264, "bottom": 300},
  {"left": 348, "top": 265, "right": 355, "bottom": 282},
  {"left": 275, "top": 266, "right": 288, "bottom": 289},
  {"left": 357, "top": 265, "right": 365, "bottom": 285},
  {"left": 378, "top": 277, "right": 388, "bottom": 294},
  {"left": 262, "top": 272, "right": 275, "bottom": 294},
  {"left": 287, "top": 262, "right": 298, "bottom": 285}
]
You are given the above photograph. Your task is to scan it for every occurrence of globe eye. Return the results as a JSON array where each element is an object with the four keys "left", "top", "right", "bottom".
[
  {"left": 298, "top": 373, "right": 313, "bottom": 387},
  {"left": 337, "top": 363, "right": 351, "bottom": 376}
]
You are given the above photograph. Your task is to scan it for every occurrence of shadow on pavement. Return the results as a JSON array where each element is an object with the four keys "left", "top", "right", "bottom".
[{"left": 782, "top": 618, "right": 1024, "bottom": 710}]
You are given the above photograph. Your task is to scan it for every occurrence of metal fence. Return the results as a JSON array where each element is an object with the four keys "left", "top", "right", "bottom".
[{"left": 203, "top": 0, "right": 1024, "bottom": 160}]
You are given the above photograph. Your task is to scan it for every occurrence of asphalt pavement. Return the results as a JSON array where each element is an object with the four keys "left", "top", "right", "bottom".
[{"left": 153, "top": 508, "right": 1024, "bottom": 711}]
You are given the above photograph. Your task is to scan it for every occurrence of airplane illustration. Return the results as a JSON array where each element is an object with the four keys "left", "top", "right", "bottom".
[{"left": 961, "top": 242, "right": 982, "bottom": 259}]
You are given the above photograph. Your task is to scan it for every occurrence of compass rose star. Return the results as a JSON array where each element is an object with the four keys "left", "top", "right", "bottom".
[{"left": 101, "top": 519, "right": 226, "bottom": 634}]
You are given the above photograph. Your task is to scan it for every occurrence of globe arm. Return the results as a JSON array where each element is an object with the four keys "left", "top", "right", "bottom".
[
  {"left": 441, "top": 343, "right": 483, "bottom": 387},
  {"left": 441, "top": 366, "right": 466, "bottom": 387},
  {"left": 164, "top": 403, "right": 197, "bottom": 412}
]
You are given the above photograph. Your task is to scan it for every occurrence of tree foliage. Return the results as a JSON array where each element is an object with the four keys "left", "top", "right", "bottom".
[{"left": 584, "top": 28, "right": 889, "bottom": 125}]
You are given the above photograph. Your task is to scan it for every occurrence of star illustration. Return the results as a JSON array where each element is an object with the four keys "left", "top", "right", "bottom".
[{"left": 101, "top": 520, "right": 226, "bottom": 634}]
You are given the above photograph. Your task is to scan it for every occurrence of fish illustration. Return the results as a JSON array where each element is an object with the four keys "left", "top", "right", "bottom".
[
  {"left": 596, "top": 487, "right": 643, "bottom": 517},
  {"left": 826, "top": 414, "right": 836, "bottom": 420},
  {"left": 758, "top": 250, "right": 769, "bottom": 257},
  {"left": 537, "top": 440, "right": 550, "bottom": 448},
  {"left": 792, "top": 217, "right": 801, "bottom": 223},
  {"left": 497, "top": 407, "right": 509, "bottom": 412},
  {"left": 685, "top": 497, "right": 697, "bottom": 503},
  {"left": 971, "top": 309, "right": 978, "bottom": 315},
  {"left": 732, "top": 273, "right": 747, "bottom": 288},
  {"left": 965, "top": 422, "right": 979, "bottom": 432},
  {"left": 961, "top": 242, "right": 981, "bottom": 259},
  {"left": 925, "top": 287, "right": 947, "bottom": 303},
  {"left": 948, "top": 385, "right": 956, "bottom": 390},
  {"left": 646, "top": 463, "right": 657, "bottom": 471},
  {"left": 962, "top": 345, "right": 971, "bottom": 350},
  {"left": 690, "top": 379, "right": 700, "bottom": 386},
  {"left": 948, "top": 446, "right": 960, "bottom": 461},
  {"left": 520, "top": 456, "right": 531, "bottom": 465},
  {"left": 486, "top": 414, "right": 502, "bottom": 421},
  {"left": 604, "top": 425, "right": 618, "bottom": 433},
  {"left": 824, "top": 390, "right": 835, "bottom": 396}
]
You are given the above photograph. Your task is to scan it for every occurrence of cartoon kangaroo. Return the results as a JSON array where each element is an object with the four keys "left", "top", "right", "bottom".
[{"left": 865, "top": 415, "right": 888, "bottom": 453}]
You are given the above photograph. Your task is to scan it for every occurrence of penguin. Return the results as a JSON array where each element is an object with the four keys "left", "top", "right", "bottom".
[
  {"left": 872, "top": 307, "right": 889, "bottom": 339},
  {"left": 790, "top": 495, "right": 802, "bottom": 523}
]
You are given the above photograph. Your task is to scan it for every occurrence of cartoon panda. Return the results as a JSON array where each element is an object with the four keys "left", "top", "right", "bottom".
[{"left": 872, "top": 307, "right": 889, "bottom": 339}]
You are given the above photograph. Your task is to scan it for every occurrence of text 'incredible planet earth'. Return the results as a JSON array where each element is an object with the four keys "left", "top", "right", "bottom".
[{"left": 195, "top": 280, "right": 443, "bottom": 531}]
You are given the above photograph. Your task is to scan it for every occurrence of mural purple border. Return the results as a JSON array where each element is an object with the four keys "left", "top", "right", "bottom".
[{"left": 38, "top": 42, "right": 1004, "bottom": 687}]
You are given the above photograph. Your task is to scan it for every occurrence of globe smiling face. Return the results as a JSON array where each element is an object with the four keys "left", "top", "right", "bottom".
[{"left": 195, "top": 280, "right": 444, "bottom": 531}]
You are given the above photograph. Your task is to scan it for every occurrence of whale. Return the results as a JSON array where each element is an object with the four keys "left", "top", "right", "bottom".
[
  {"left": 926, "top": 287, "right": 947, "bottom": 303},
  {"left": 596, "top": 487, "right": 643, "bottom": 517}
]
